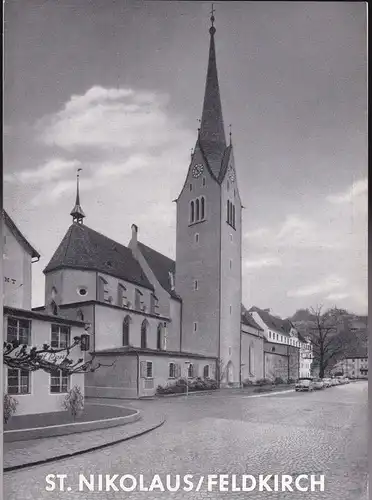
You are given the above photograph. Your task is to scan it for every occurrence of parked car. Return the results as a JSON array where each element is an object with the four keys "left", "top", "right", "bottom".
[
  {"left": 322, "top": 378, "right": 332, "bottom": 388},
  {"left": 295, "top": 378, "right": 314, "bottom": 392},
  {"left": 313, "top": 379, "right": 324, "bottom": 390}
]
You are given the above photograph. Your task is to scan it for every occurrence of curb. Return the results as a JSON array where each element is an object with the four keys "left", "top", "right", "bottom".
[{"left": 4, "top": 417, "right": 166, "bottom": 472}]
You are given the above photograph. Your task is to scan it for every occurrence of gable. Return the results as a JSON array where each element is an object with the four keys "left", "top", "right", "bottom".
[{"left": 3, "top": 210, "right": 40, "bottom": 259}]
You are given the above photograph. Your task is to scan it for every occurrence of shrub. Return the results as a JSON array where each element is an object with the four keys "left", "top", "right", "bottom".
[
  {"left": 4, "top": 394, "right": 18, "bottom": 424},
  {"left": 274, "top": 377, "right": 285, "bottom": 385},
  {"left": 62, "top": 385, "right": 84, "bottom": 420},
  {"left": 242, "top": 379, "right": 254, "bottom": 387},
  {"left": 287, "top": 378, "right": 295, "bottom": 384},
  {"left": 255, "top": 378, "right": 271, "bottom": 386}
]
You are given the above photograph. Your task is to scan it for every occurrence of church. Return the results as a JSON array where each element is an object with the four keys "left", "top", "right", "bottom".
[{"left": 33, "top": 15, "right": 278, "bottom": 398}]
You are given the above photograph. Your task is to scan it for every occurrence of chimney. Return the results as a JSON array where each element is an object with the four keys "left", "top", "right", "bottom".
[{"left": 131, "top": 224, "right": 138, "bottom": 244}]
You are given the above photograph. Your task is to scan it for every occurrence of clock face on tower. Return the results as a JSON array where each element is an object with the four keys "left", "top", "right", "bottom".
[
  {"left": 228, "top": 165, "right": 235, "bottom": 182},
  {"left": 192, "top": 164, "right": 204, "bottom": 178}
]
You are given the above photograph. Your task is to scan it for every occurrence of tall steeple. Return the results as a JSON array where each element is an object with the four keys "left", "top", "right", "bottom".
[
  {"left": 70, "top": 168, "right": 85, "bottom": 224},
  {"left": 198, "top": 4, "right": 227, "bottom": 178}
]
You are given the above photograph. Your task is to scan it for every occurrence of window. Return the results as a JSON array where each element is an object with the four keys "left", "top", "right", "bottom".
[
  {"left": 146, "top": 361, "right": 153, "bottom": 378},
  {"left": 50, "top": 369, "right": 69, "bottom": 393},
  {"left": 135, "top": 289, "right": 142, "bottom": 310},
  {"left": 169, "top": 362, "right": 176, "bottom": 378},
  {"left": 249, "top": 344, "right": 254, "bottom": 375},
  {"left": 229, "top": 346, "right": 232, "bottom": 356},
  {"left": 189, "top": 183, "right": 193, "bottom": 191},
  {"left": 51, "top": 324, "right": 70, "bottom": 349},
  {"left": 7, "top": 368, "right": 30, "bottom": 394},
  {"left": 150, "top": 293, "right": 158, "bottom": 314},
  {"left": 157, "top": 323, "right": 163, "bottom": 350},
  {"left": 195, "top": 233, "right": 199, "bottom": 243},
  {"left": 98, "top": 277, "right": 109, "bottom": 302},
  {"left": 141, "top": 320, "right": 148, "bottom": 349},
  {"left": 268, "top": 331, "right": 271, "bottom": 339},
  {"left": 77, "top": 309, "right": 84, "bottom": 321},
  {"left": 194, "top": 280, "right": 198, "bottom": 291},
  {"left": 190, "top": 201, "right": 195, "bottom": 223},
  {"left": 227, "top": 200, "right": 236, "bottom": 229},
  {"left": 230, "top": 234, "right": 233, "bottom": 242},
  {"left": 229, "top": 259, "right": 232, "bottom": 270},
  {"left": 227, "top": 180, "right": 230, "bottom": 191},
  {"left": 188, "top": 363, "right": 194, "bottom": 378},
  {"left": 50, "top": 300, "right": 58, "bottom": 316},
  {"left": 230, "top": 305, "right": 232, "bottom": 315},
  {"left": 118, "top": 284, "right": 127, "bottom": 307},
  {"left": 7, "top": 317, "right": 31, "bottom": 345},
  {"left": 51, "top": 286, "right": 57, "bottom": 299},
  {"left": 190, "top": 196, "right": 206, "bottom": 224},
  {"left": 202, "top": 177, "right": 206, "bottom": 187},
  {"left": 203, "top": 365, "right": 209, "bottom": 379},
  {"left": 123, "top": 315, "right": 131, "bottom": 346},
  {"left": 193, "top": 322, "right": 198, "bottom": 332}
]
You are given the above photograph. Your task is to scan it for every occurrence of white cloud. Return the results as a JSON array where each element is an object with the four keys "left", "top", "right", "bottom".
[
  {"left": 327, "top": 178, "right": 367, "bottom": 204},
  {"left": 4, "top": 158, "right": 81, "bottom": 184},
  {"left": 244, "top": 256, "right": 282, "bottom": 269},
  {"left": 287, "top": 274, "right": 346, "bottom": 298},
  {"left": 325, "top": 292, "right": 350, "bottom": 301},
  {"left": 36, "top": 85, "right": 192, "bottom": 152}
]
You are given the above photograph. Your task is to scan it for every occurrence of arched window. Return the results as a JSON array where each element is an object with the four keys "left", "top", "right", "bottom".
[
  {"left": 188, "top": 363, "right": 194, "bottom": 378},
  {"left": 123, "top": 315, "right": 130, "bottom": 346},
  {"left": 203, "top": 365, "right": 209, "bottom": 379},
  {"left": 196, "top": 198, "right": 200, "bottom": 221},
  {"left": 157, "top": 323, "right": 163, "bottom": 350},
  {"left": 190, "top": 201, "right": 195, "bottom": 223},
  {"left": 141, "top": 320, "right": 148, "bottom": 349},
  {"left": 201, "top": 196, "right": 205, "bottom": 219},
  {"left": 77, "top": 309, "right": 84, "bottom": 321},
  {"left": 51, "top": 286, "right": 57, "bottom": 300}
]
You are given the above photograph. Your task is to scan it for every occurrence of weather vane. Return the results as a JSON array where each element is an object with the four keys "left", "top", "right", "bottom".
[{"left": 210, "top": 3, "right": 215, "bottom": 26}]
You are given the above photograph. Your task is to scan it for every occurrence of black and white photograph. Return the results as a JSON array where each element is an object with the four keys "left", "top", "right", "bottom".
[{"left": 2, "top": 1, "right": 368, "bottom": 499}]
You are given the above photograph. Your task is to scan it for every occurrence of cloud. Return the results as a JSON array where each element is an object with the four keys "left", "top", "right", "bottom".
[
  {"left": 36, "top": 85, "right": 192, "bottom": 152},
  {"left": 287, "top": 274, "right": 346, "bottom": 298},
  {"left": 325, "top": 292, "right": 350, "bottom": 301},
  {"left": 327, "top": 178, "right": 367, "bottom": 204},
  {"left": 245, "top": 214, "right": 339, "bottom": 250},
  {"left": 4, "top": 158, "right": 81, "bottom": 184},
  {"left": 244, "top": 255, "right": 282, "bottom": 269}
]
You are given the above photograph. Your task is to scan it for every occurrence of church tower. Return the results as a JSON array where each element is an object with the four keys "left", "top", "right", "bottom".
[{"left": 175, "top": 10, "right": 242, "bottom": 386}]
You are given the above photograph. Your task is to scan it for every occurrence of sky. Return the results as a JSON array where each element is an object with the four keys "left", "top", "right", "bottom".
[{"left": 4, "top": 1, "right": 367, "bottom": 317}]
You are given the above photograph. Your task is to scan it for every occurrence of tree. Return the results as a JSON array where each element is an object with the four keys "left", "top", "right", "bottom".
[
  {"left": 3, "top": 335, "right": 113, "bottom": 375},
  {"left": 216, "top": 358, "right": 227, "bottom": 386},
  {"left": 304, "top": 305, "right": 348, "bottom": 379}
]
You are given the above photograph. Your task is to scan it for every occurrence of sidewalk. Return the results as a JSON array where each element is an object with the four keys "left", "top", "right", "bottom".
[{"left": 4, "top": 410, "right": 165, "bottom": 471}]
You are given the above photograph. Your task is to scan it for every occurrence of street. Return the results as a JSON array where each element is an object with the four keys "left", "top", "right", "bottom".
[{"left": 3, "top": 381, "right": 368, "bottom": 500}]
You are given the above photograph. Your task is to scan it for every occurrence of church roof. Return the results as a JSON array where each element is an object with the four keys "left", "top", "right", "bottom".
[
  {"left": 198, "top": 20, "right": 227, "bottom": 180},
  {"left": 44, "top": 223, "right": 153, "bottom": 290},
  {"left": 137, "top": 242, "right": 181, "bottom": 300},
  {"left": 3, "top": 209, "right": 40, "bottom": 259}
]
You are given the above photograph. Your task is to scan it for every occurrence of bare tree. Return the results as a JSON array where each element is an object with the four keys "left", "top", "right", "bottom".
[
  {"left": 305, "top": 305, "right": 347, "bottom": 378},
  {"left": 3, "top": 336, "right": 113, "bottom": 375}
]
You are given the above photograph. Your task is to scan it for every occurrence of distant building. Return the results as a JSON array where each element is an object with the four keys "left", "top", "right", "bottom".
[{"left": 332, "top": 351, "right": 368, "bottom": 379}]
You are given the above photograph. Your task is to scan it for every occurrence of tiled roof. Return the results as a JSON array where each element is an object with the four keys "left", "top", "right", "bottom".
[
  {"left": 241, "top": 305, "right": 264, "bottom": 331},
  {"left": 137, "top": 242, "right": 181, "bottom": 300},
  {"left": 249, "top": 306, "right": 292, "bottom": 337},
  {"left": 3, "top": 210, "right": 40, "bottom": 259},
  {"left": 44, "top": 223, "right": 153, "bottom": 290}
]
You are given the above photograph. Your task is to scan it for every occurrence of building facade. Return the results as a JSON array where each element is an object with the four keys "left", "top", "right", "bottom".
[{"left": 3, "top": 210, "right": 86, "bottom": 416}]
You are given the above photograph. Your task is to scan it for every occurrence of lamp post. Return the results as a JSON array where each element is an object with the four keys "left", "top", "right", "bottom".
[{"left": 185, "top": 361, "right": 191, "bottom": 398}]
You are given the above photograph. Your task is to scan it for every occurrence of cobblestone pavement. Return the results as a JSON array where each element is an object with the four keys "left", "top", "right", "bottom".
[{"left": 4, "top": 382, "right": 368, "bottom": 500}]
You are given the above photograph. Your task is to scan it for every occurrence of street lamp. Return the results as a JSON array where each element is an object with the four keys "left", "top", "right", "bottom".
[{"left": 184, "top": 361, "right": 191, "bottom": 398}]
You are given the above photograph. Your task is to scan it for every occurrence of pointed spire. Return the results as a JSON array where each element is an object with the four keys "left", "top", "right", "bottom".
[
  {"left": 70, "top": 168, "right": 85, "bottom": 224},
  {"left": 198, "top": 4, "right": 227, "bottom": 178}
]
